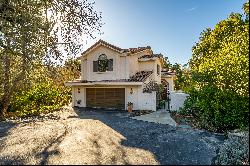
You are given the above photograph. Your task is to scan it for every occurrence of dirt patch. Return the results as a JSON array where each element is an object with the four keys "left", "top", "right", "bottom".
[
  {"left": 0, "top": 107, "right": 159, "bottom": 165},
  {"left": 170, "top": 111, "right": 197, "bottom": 127}
]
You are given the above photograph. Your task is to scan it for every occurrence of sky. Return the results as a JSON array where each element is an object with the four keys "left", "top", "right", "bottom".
[{"left": 83, "top": 0, "right": 246, "bottom": 65}]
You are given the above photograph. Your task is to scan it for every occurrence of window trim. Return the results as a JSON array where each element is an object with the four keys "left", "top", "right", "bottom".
[{"left": 93, "top": 54, "right": 113, "bottom": 72}]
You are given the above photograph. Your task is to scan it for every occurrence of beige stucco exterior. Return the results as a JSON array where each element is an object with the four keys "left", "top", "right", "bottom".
[
  {"left": 71, "top": 86, "right": 156, "bottom": 111},
  {"left": 81, "top": 45, "right": 161, "bottom": 81},
  {"left": 66, "top": 40, "right": 176, "bottom": 111},
  {"left": 81, "top": 45, "right": 127, "bottom": 81}
]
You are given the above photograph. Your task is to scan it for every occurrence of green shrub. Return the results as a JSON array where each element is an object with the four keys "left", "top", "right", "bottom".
[
  {"left": 10, "top": 82, "right": 71, "bottom": 117},
  {"left": 180, "top": 86, "right": 249, "bottom": 132}
]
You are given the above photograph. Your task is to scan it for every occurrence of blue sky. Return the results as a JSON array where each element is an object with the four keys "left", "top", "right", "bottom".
[{"left": 84, "top": 0, "right": 246, "bottom": 65}]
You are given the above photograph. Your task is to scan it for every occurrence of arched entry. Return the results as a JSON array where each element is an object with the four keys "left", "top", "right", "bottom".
[{"left": 161, "top": 79, "right": 170, "bottom": 110}]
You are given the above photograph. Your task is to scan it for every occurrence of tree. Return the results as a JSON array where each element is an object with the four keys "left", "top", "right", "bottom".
[
  {"left": 189, "top": 3, "right": 249, "bottom": 97},
  {"left": 181, "top": 2, "right": 249, "bottom": 131},
  {"left": 168, "top": 63, "right": 191, "bottom": 91},
  {"left": 46, "top": 58, "right": 81, "bottom": 88},
  {"left": 0, "top": 0, "right": 102, "bottom": 115},
  {"left": 171, "top": 63, "right": 184, "bottom": 90},
  {"left": 163, "top": 57, "right": 172, "bottom": 71}
]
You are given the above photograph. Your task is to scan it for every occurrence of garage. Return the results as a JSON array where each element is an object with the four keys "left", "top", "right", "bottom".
[{"left": 86, "top": 88, "right": 125, "bottom": 109}]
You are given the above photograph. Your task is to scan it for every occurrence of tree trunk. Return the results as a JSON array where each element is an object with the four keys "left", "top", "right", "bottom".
[
  {"left": 1, "top": 51, "right": 11, "bottom": 116},
  {"left": 2, "top": 95, "right": 11, "bottom": 115},
  {"left": 0, "top": 24, "right": 28, "bottom": 116}
]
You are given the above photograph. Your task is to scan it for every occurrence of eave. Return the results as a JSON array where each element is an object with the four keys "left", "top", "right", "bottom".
[{"left": 65, "top": 81, "right": 143, "bottom": 86}]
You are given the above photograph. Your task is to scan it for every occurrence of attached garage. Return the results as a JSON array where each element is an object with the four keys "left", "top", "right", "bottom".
[{"left": 86, "top": 88, "right": 125, "bottom": 109}]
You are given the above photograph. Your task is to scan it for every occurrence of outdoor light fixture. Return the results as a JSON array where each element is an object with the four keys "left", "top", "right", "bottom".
[{"left": 130, "top": 88, "right": 133, "bottom": 94}]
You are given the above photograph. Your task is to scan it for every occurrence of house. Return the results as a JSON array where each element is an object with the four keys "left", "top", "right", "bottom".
[{"left": 65, "top": 40, "right": 176, "bottom": 111}]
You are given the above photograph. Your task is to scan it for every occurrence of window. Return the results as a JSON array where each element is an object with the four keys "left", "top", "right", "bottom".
[
  {"left": 93, "top": 54, "right": 113, "bottom": 72},
  {"left": 157, "top": 64, "right": 160, "bottom": 75}
]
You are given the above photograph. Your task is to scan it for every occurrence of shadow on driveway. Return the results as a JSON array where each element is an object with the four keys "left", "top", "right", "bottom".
[
  {"left": 0, "top": 121, "right": 19, "bottom": 165},
  {"left": 73, "top": 107, "right": 225, "bottom": 165}
]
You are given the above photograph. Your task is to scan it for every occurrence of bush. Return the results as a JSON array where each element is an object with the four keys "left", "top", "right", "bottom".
[
  {"left": 214, "top": 132, "right": 249, "bottom": 165},
  {"left": 180, "top": 86, "right": 249, "bottom": 132},
  {"left": 10, "top": 82, "right": 71, "bottom": 117}
]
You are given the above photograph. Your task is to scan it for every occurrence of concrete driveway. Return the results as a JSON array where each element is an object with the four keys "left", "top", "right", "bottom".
[
  {"left": 0, "top": 107, "right": 225, "bottom": 165},
  {"left": 131, "top": 109, "right": 177, "bottom": 126}
]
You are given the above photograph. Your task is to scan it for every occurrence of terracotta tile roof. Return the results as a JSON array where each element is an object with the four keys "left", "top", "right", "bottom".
[
  {"left": 70, "top": 71, "right": 153, "bottom": 83},
  {"left": 129, "top": 71, "right": 153, "bottom": 82},
  {"left": 138, "top": 53, "right": 164, "bottom": 59},
  {"left": 82, "top": 39, "right": 123, "bottom": 55},
  {"left": 123, "top": 46, "right": 151, "bottom": 54},
  {"left": 161, "top": 71, "right": 176, "bottom": 76},
  {"left": 82, "top": 39, "right": 151, "bottom": 55}
]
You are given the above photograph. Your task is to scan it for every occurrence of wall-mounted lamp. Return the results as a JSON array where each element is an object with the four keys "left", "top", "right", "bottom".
[
  {"left": 77, "top": 100, "right": 81, "bottom": 105},
  {"left": 130, "top": 88, "right": 133, "bottom": 94},
  {"left": 78, "top": 88, "right": 81, "bottom": 93}
]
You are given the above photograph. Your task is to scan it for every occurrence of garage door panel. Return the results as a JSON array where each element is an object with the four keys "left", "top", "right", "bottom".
[{"left": 86, "top": 88, "right": 125, "bottom": 109}]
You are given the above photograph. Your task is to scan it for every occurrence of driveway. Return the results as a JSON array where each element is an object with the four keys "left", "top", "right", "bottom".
[{"left": 0, "top": 107, "right": 225, "bottom": 165}]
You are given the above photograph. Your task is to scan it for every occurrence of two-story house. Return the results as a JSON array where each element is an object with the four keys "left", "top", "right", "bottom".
[{"left": 65, "top": 40, "right": 176, "bottom": 111}]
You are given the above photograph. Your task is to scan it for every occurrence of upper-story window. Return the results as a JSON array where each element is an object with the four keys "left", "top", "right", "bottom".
[
  {"left": 157, "top": 64, "right": 160, "bottom": 75},
  {"left": 93, "top": 54, "right": 113, "bottom": 72}
]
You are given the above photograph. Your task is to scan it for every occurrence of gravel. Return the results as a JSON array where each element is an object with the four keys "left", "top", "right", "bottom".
[{"left": 0, "top": 107, "right": 225, "bottom": 165}]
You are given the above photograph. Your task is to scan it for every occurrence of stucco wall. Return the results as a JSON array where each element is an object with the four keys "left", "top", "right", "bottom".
[
  {"left": 127, "top": 50, "right": 151, "bottom": 76},
  {"left": 81, "top": 59, "right": 87, "bottom": 80},
  {"left": 138, "top": 59, "right": 161, "bottom": 84},
  {"left": 137, "top": 86, "right": 157, "bottom": 111},
  {"left": 139, "top": 60, "right": 154, "bottom": 72},
  {"left": 169, "top": 92, "right": 189, "bottom": 111},
  {"left": 155, "top": 59, "right": 162, "bottom": 84},
  {"left": 73, "top": 86, "right": 86, "bottom": 107},
  {"left": 128, "top": 55, "right": 139, "bottom": 77},
  {"left": 83, "top": 45, "right": 127, "bottom": 81},
  {"left": 126, "top": 85, "right": 156, "bottom": 111},
  {"left": 81, "top": 46, "right": 161, "bottom": 82},
  {"left": 119, "top": 56, "right": 127, "bottom": 79},
  {"left": 126, "top": 86, "right": 139, "bottom": 110}
]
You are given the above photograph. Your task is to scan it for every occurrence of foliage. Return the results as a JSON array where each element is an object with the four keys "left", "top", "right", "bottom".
[
  {"left": 214, "top": 132, "right": 249, "bottom": 165},
  {"left": 189, "top": 7, "right": 249, "bottom": 96},
  {"left": 180, "top": 2, "right": 249, "bottom": 132},
  {"left": 0, "top": 0, "right": 102, "bottom": 115},
  {"left": 143, "top": 81, "right": 161, "bottom": 93},
  {"left": 180, "top": 86, "right": 249, "bottom": 132},
  {"left": 163, "top": 57, "right": 172, "bottom": 71},
  {"left": 0, "top": 0, "right": 48, "bottom": 114},
  {"left": 10, "top": 82, "right": 70, "bottom": 117},
  {"left": 162, "top": 58, "right": 192, "bottom": 92},
  {"left": 171, "top": 63, "right": 192, "bottom": 91},
  {"left": 127, "top": 102, "right": 133, "bottom": 107},
  {"left": 46, "top": 58, "right": 81, "bottom": 86}
]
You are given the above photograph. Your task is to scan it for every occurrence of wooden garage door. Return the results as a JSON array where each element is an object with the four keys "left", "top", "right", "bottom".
[{"left": 86, "top": 88, "right": 125, "bottom": 109}]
